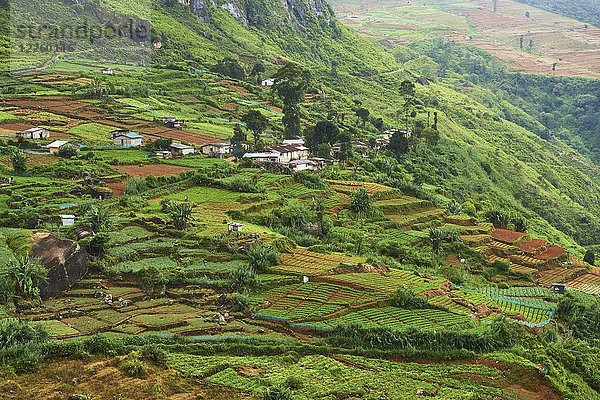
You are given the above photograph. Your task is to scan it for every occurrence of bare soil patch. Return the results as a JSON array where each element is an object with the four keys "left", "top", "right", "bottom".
[{"left": 114, "top": 164, "right": 193, "bottom": 178}]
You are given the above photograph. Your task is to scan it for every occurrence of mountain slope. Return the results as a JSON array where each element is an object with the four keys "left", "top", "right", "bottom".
[{"left": 3, "top": 0, "right": 600, "bottom": 252}]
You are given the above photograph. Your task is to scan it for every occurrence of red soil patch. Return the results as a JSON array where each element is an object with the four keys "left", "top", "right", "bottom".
[
  {"left": 114, "top": 164, "right": 192, "bottom": 178},
  {"left": 491, "top": 229, "right": 526, "bottom": 244},
  {"left": 106, "top": 182, "right": 125, "bottom": 197},
  {"left": 537, "top": 245, "right": 567, "bottom": 261},
  {"left": 519, "top": 239, "right": 547, "bottom": 254}
]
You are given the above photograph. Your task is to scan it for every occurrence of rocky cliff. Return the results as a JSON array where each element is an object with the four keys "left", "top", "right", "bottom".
[{"left": 177, "top": 0, "right": 334, "bottom": 31}]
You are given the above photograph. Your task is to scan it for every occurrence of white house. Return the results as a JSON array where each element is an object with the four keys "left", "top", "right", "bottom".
[
  {"left": 60, "top": 215, "right": 76, "bottom": 226},
  {"left": 170, "top": 143, "right": 195, "bottom": 156},
  {"left": 242, "top": 152, "right": 280, "bottom": 163},
  {"left": 154, "top": 150, "right": 172, "bottom": 159},
  {"left": 101, "top": 68, "right": 114, "bottom": 75},
  {"left": 269, "top": 144, "right": 310, "bottom": 163},
  {"left": 287, "top": 159, "right": 319, "bottom": 172},
  {"left": 282, "top": 139, "right": 305, "bottom": 146},
  {"left": 261, "top": 78, "right": 275, "bottom": 88},
  {"left": 112, "top": 132, "right": 143, "bottom": 147},
  {"left": 228, "top": 222, "right": 243, "bottom": 233},
  {"left": 47, "top": 140, "right": 70, "bottom": 154},
  {"left": 201, "top": 142, "right": 231, "bottom": 158},
  {"left": 17, "top": 127, "right": 50, "bottom": 140}
]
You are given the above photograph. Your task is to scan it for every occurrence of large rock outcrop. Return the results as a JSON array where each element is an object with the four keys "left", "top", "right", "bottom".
[
  {"left": 31, "top": 233, "right": 90, "bottom": 299},
  {"left": 177, "top": 0, "right": 334, "bottom": 31}
]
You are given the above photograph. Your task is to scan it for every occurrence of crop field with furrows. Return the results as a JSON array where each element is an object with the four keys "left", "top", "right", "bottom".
[
  {"left": 164, "top": 352, "right": 543, "bottom": 399},
  {"left": 566, "top": 273, "right": 600, "bottom": 295},
  {"left": 22, "top": 281, "right": 258, "bottom": 339},
  {"left": 255, "top": 283, "right": 389, "bottom": 307},
  {"left": 327, "top": 180, "right": 393, "bottom": 194},
  {"left": 319, "top": 306, "right": 476, "bottom": 330},
  {"left": 321, "top": 269, "right": 448, "bottom": 294},
  {"left": 537, "top": 268, "right": 586, "bottom": 286},
  {"left": 275, "top": 248, "right": 366, "bottom": 276},
  {"left": 537, "top": 245, "right": 568, "bottom": 260},
  {"left": 331, "top": 0, "right": 600, "bottom": 78}
]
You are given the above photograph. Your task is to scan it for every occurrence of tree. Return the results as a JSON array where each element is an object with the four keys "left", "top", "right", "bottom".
[
  {"left": 166, "top": 201, "right": 194, "bottom": 230},
  {"left": 350, "top": 188, "right": 371, "bottom": 215},
  {"left": 399, "top": 80, "right": 416, "bottom": 97},
  {"left": 389, "top": 130, "right": 410, "bottom": 156},
  {"left": 1, "top": 257, "right": 47, "bottom": 316},
  {"left": 8, "top": 147, "right": 27, "bottom": 173},
  {"left": 428, "top": 228, "right": 459, "bottom": 256},
  {"left": 242, "top": 110, "right": 268, "bottom": 146},
  {"left": 57, "top": 144, "right": 79, "bottom": 158},
  {"left": 584, "top": 250, "right": 596, "bottom": 266},
  {"left": 273, "top": 63, "right": 310, "bottom": 139},
  {"left": 305, "top": 120, "right": 339, "bottom": 152},
  {"left": 85, "top": 206, "right": 111, "bottom": 233},
  {"left": 231, "top": 124, "right": 247, "bottom": 158},
  {"left": 355, "top": 107, "right": 370, "bottom": 126},
  {"left": 140, "top": 266, "right": 168, "bottom": 296},
  {"left": 250, "top": 61, "right": 266, "bottom": 81},
  {"left": 212, "top": 57, "right": 246, "bottom": 80}
]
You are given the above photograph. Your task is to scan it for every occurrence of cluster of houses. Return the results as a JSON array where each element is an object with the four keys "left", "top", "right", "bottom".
[{"left": 242, "top": 139, "right": 326, "bottom": 172}]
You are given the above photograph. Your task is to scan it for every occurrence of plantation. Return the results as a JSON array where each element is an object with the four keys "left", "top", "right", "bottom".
[{"left": 0, "top": 0, "right": 599, "bottom": 397}]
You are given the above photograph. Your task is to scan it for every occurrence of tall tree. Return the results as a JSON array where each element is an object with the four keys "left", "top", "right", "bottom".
[
  {"left": 242, "top": 110, "right": 268, "bottom": 146},
  {"left": 305, "top": 120, "right": 339, "bottom": 152},
  {"left": 355, "top": 107, "right": 370, "bottom": 126},
  {"left": 273, "top": 63, "right": 310, "bottom": 139}
]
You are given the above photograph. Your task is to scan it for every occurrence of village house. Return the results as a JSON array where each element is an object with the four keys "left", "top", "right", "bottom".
[
  {"left": 268, "top": 143, "right": 309, "bottom": 163},
  {"left": 16, "top": 127, "right": 50, "bottom": 140},
  {"left": 261, "top": 78, "right": 275, "bottom": 88},
  {"left": 200, "top": 142, "right": 232, "bottom": 158},
  {"left": 170, "top": 143, "right": 195, "bottom": 156},
  {"left": 228, "top": 222, "right": 243, "bottom": 233},
  {"left": 242, "top": 152, "right": 280, "bottom": 163},
  {"left": 47, "top": 140, "right": 70, "bottom": 154},
  {"left": 101, "top": 67, "right": 114, "bottom": 75},
  {"left": 287, "top": 159, "right": 320, "bottom": 173},
  {"left": 282, "top": 139, "right": 305, "bottom": 146},
  {"left": 154, "top": 150, "right": 172, "bottom": 159},
  {"left": 163, "top": 117, "right": 186, "bottom": 128},
  {"left": 60, "top": 215, "right": 76, "bottom": 226},
  {"left": 112, "top": 132, "right": 143, "bottom": 147},
  {"left": 243, "top": 142, "right": 310, "bottom": 164}
]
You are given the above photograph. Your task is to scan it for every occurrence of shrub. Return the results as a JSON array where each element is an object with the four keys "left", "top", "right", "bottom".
[
  {"left": 350, "top": 188, "right": 371, "bottom": 215},
  {"left": 225, "top": 178, "right": 266, "bottom": 193},
  {"left": 121, "top": 357, "right": 147, "bottom": 378},
  {"left": 391, "top": 288, "right": 430, "bottom": 309},
  {"left": 263, "top": 385, "right": 295, "bottom": 400},
  {"left": 140, "top": 345, "right": 167, "bottom": 367},
  {"left": 230, "top": 265, "right": 258, "bottom": 293},
  {"left": 248, "top": 244, "right": 280, "bottom": 272}
]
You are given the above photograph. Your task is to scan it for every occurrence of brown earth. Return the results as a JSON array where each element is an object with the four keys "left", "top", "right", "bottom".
[
  {"left": 0, "top": 358, "right": 252, "bottom": 400},
  {"left": 114, "top": 164, "right": 193, "bottom": 178}
]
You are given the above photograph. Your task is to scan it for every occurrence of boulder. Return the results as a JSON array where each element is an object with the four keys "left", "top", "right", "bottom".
[{"left": 31, "top": 233, "right": 90, "bottom": 299}]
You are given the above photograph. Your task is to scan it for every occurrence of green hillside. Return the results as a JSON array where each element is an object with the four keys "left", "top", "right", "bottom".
[{"left": 1, "top": 0, "right": 600, "bottom": 398}]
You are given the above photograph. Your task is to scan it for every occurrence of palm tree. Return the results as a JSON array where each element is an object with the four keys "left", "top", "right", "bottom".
[{"left": 1, "top": 257, "right": 47, "bottom": 317}]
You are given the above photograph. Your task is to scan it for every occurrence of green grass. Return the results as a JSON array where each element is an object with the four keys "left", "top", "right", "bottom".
[{"left": 68, "top": 123, "right": 116, "bottom": 145}]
